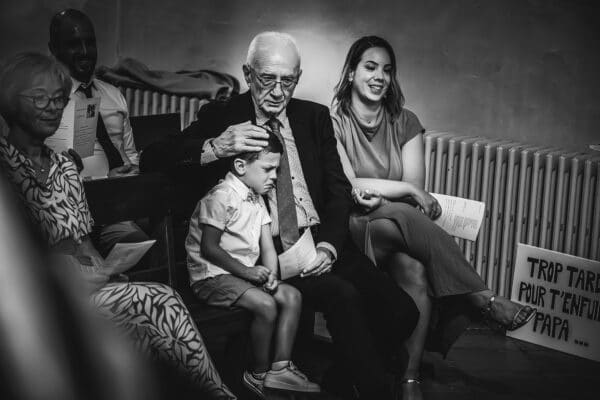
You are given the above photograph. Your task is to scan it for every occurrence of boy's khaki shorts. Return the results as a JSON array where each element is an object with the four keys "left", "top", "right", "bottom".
[{"left": 192, "top": 274, "right": 256, "bottom": 307}]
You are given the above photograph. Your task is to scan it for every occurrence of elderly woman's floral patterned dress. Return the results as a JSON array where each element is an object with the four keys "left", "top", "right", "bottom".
[{"left": 0, "top": 137, "right": 235, "bottom": 399}]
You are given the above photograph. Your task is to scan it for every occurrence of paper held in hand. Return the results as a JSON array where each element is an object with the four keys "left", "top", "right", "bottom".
[
  {"left": 46, "top": 97, "right": 99, "bottom": 158},
  {"left": 278, "top": 229, "right": 318, "bottom": 280},
  {"left": 430, "top": 193, "right": 485, "bottom": 241},
  {"left": 104, "top": 240, "right": 156, "bottom": 274},
  {"left": 76, "top": 240, "right": 156, "bottom": 275}
]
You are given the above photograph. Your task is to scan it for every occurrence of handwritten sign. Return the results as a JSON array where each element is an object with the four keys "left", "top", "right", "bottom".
[{"left": 507, "top": 244, "right": 600, "bottom": 362}]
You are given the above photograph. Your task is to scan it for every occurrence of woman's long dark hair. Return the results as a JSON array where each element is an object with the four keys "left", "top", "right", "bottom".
[{"left": 332, "top": 35, "right": 405, "bottom": 120}]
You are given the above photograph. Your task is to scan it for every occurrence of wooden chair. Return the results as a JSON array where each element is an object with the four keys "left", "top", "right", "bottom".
[
  {"left": 84, "top": 172, "right": 251, "bottom": 396},
  {"left": 130, "top": 113, "right": 181, "bottom": 153},
  {"left": 84, "top": 172, "right": 174, "bottom": 283}
]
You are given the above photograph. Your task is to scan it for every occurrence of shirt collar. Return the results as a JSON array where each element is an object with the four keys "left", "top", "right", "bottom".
[
  {"left": 223, "top": 172, "right": 260, "bottom": 203},
  {"left": 70, "top": 76, "right": 96, "bottom": 95},
  {"left": 252, "top": 97, "right": 289, "bottom": 130}
]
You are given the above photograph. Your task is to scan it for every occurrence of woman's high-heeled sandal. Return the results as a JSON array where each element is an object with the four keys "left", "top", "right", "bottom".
[{"left": 482, "top": 295, "right": 537, "bottom": 331}]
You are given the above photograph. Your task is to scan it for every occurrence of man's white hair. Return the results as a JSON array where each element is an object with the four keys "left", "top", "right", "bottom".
[{"left": 246, "top": 31, "right": 301, "bottom": 67}]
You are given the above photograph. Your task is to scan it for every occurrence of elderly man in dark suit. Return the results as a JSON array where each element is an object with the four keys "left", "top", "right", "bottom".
[{"left": 142, "top": 32, "right": 418, "bottom": 399}]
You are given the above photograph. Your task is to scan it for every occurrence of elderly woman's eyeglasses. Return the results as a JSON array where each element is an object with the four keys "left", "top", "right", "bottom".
[
  {"left": 249, "top": 67, "right": 299, "bottom": 90},
  {"left": 19, "top": 94, "right": 68, "bottom": 110}
]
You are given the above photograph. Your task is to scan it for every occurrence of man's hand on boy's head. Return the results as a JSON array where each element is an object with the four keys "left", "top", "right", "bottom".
[
  {"left": 213, "top": 120, "right": 269, "bottom": 158},
  {"left": 245, "top": 265, "right": 271, "bottom": 284}
]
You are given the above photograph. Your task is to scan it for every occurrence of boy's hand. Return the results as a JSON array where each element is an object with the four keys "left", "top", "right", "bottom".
[
  {"left": 245, "top": 265, "right": 270, "bottom": 284},
  {"left": 263, "top": 273, "right": 279, "bottom": 293}
]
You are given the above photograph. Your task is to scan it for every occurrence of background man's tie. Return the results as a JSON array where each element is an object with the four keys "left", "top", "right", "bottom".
[
  {"left": 78, "top": 84, "right": 124, "bottom": 170},
  {"left": 267, "top": 117, "right": 299, "bottom": 250}
]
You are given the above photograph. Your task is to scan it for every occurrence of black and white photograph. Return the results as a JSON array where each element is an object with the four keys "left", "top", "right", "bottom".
[{"left": 0, "top": 1, "right": 598, "bottom": 399}]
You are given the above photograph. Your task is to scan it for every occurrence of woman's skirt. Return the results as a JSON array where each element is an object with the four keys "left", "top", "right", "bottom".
[{"left": 350, "top": 201, "right": 487, "bottom": 355}]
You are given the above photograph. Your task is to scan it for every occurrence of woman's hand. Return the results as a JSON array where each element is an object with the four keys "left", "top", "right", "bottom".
[
  {"left": 352, "top": 188, "right": 387, "bottom": 213},
  {"left": 82, "top": 270, "right": 111, "bottom": 294},
  {"left": 62, "top": 149, "right": 84, "bottom": 172},
  {"left": 411, "top": 187, "right": 442, "bottom": 220},
  {"left": 108, "top": 164, "right": 138, "bottom": 177},
  {"left": 55, "top": 253, "right": 110, "bottom": 295}
]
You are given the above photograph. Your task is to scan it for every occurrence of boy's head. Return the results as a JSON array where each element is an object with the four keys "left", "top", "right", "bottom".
[{"left": 232, "top": 130, "right": 283, "bottom": 194}]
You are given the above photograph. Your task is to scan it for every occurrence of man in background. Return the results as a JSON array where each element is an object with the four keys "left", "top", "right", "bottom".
[{"left": 49, "top": 9, "right": 147, "bottom": 254}]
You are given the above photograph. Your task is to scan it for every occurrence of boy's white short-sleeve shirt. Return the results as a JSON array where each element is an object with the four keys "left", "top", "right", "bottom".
[{"left": 186, "top": 172, "right": 272, "bottom": 284}]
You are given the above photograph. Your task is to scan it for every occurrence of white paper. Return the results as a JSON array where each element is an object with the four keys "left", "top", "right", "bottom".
[
  {"left": 47, "top": 97, "right": 99, "bottom": 158},
  {"left": 278, "top": 229, "right": 318, "bottom": 280},
  {"left": 430, "top": 193, "right": 485, "bottom": 241},
  {"left": 104, "top": 240, "right": 156, "bottom": 275}
]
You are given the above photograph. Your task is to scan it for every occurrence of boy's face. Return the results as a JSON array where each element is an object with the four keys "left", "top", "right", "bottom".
[{"left": 242, "top": 151, "right": 281, "bottom": 194}]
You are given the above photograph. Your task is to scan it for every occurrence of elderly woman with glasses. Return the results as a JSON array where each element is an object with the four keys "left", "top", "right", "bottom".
[{"left": 0, "top": 52, "right": 236, "bottom": 400}]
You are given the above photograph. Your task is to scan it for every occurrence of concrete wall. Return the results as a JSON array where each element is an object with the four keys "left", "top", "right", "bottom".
[{"left": 2, "top": 0, "right": 598, "bottom": 151}]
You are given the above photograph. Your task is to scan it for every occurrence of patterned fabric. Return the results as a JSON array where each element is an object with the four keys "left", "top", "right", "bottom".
[
  {"left": 186, "top": 172, "right": 271, "bottom": 283},
  {"left": 92, "top": 282, "right": 236, "bottom": 399},
  {"left": 0, "top": 136, "right": 93, "bottom": 245},
  {"left": 0, "top": 136, "right": 235, "bottom": 398}
]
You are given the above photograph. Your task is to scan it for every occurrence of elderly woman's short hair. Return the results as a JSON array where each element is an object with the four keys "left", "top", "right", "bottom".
[{"left": 0, "top": 52, "right": 72, "bottom": 125}]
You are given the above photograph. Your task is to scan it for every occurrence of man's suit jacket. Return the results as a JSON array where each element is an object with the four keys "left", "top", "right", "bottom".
[{"left": 141, "top": 92, "right": 353, "bottom": 256}]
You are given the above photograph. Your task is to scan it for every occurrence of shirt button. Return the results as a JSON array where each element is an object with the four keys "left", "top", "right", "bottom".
[{"left": 291, "top": 176, "right": 295, "bottom": 180}]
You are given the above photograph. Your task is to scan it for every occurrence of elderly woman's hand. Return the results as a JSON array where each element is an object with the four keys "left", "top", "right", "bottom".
[
  {"left": 108, "top": 164, "right": 139, "bottom": 177},
  {"left": 352, "top": 188, "right": 387, "bottom": 213},
  {"left": 62, "top": 149, "right": 84, "bottom": 172}
]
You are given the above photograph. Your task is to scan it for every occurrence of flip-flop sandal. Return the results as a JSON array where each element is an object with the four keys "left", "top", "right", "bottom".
[{"left": 508, "top": 305, "right": 537, "bottom": 331}]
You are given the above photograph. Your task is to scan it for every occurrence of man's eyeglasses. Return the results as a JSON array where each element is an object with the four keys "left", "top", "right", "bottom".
[
  {"left": 19, "top": 94, "right": 68, "bottom": 110},
  {"left": 249, "top": 67, "right": 299, "bottom": 90}
]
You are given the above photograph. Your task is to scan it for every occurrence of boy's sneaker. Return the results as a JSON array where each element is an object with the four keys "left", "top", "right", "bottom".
[
  {"left": 243, "top": 371, "right": 266, "bottom": 399},
  {"left": 263, "top": 361, "right": 321, "bottom": 393}
]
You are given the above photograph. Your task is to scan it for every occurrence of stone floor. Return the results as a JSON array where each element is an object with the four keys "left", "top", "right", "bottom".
[
  {"left": 249, "top": 327, "right": 599, "bottom": 400},
  {"left": 420, "top": 327, "right": 598, "bottom": 400}
]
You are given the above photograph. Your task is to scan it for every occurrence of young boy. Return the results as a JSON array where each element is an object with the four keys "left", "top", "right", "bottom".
[{"left": 185, "top": 131, "right": 320, "bottom": 397}]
